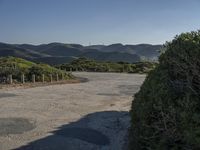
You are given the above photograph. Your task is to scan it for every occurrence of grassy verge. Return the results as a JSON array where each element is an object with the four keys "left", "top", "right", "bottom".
[{"left": 0, "top": 57, "right": 74, "bottom": 83}]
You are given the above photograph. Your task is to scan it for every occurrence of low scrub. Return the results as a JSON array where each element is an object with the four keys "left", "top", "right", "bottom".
[
  {"left": 0, "top": 57, "right": 73, "bottom": 83},
  {"left": 56, "top": 57, "right": 157, "bottom": 74}
]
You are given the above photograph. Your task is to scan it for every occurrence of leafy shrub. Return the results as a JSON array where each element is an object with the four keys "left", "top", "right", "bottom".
[
  {"left": 57, "top": 57, "right": 157, "bottom": 73},
  {"left": 129, "top": 31, "right": 200, "bottom": 150}
]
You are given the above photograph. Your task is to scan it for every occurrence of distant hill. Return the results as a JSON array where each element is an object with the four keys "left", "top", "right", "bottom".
[
  {"left": 84, "top": 45, "right": 106, "bottom": 50},
  {"left": 125, "top": 44, "right": 161, "bottom": 60},
  {"left": 0, "top": 42, "right": 162, "bottom": 64},
  {"left": 80, "top": 51, "right": 140, "bottom": 63},
  {"left": 33, "top": 56, "right": 76, "bottom": 65},
  {"left": 0, "top": 43, "right": 48, "bottom": 58},
  {"left": 89, "top": 43, "right": 161, "bottom": 60},
  {"left": 99, "top": 43, "right": 127, "bottom": 53}
]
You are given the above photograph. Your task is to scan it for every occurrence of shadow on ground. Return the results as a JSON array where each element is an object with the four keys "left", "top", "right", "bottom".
[
  {"left": 0, "top": 93, "right": 17, "bottom": 99},
  {"left": 12, "top": 111, "right": 129, "bottom": 150}
]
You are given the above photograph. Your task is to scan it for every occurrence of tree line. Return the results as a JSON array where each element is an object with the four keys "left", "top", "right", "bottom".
[{"left": 56, "top": 57, "right": 157, "bottom": 74}]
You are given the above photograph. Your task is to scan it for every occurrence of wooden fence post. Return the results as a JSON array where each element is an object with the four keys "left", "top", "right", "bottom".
[
  {"left": 56, "top": 74, "right": 59, "bottom": 82},
  {"left": 21, "top": 74, "right": 25, "bottom": 84},
  {"left": 8, "top": 75, "right": 13, "bottom": 84},
  {"left": 62, "top": 73, "right": 64, "bottom": 80},
  {"left": 50, "top": 74, "right": 53, "bottom": 83},
  {"left": 32, "top": 74, "right": 35, "bottom": 83},
  {"left": 42, "top": 74, "right": 45, "bottom": 83}
]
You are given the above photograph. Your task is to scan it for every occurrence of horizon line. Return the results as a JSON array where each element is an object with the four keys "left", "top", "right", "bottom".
[{"left": 0, "top": 41, "right": 163, "bottom": 46}]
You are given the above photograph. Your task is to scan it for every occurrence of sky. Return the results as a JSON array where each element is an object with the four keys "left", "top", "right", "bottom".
[{"left": 0, "top": 0, "right": 200, "bottom": 45}]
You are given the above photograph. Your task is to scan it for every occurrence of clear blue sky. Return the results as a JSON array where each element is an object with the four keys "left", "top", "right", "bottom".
[{"left": 0, "top": 0, "right": 200, "bottom": 45}]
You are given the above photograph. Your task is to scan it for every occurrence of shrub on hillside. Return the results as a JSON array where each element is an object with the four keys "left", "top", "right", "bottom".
[
  {"left": 57, "top": 57, "right": 157, "bottom": 73},
  {"left": 129, "top": 31, "right": 200, "bottom": 150},
  {"left": 0, "top": 57, "right": 73, "bottom": 83}
]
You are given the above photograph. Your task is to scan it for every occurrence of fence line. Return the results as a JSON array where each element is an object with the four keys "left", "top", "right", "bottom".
[{"left": 0, "top": 73, "right": 68, "bottom": 84}]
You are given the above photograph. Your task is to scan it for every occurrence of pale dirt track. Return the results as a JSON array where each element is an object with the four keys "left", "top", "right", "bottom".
[{"left": 0, "top": 72, "right": 145, "bottom": 150}]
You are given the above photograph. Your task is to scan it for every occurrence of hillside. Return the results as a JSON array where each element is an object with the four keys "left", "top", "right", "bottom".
[
  {"left": 0, "top": 43, "right": 48, "bottom": 58},
  {"left": 0, "top": 57, "right": 73, "bottom": 83},
  {"left": 33, "top": 56, "right": 76, "bottom": 65},
  {"left": 126, "top": 44, "right": 161, "bottom": 60},
  {"left": 79, "top": 51, "right": 140, "bottom": 63},
  {"left": 85, "top": 43, "right": 161, "bottom": 60},
  {"left": 0, "top": 42, "right": 162, "bottom": 64}
]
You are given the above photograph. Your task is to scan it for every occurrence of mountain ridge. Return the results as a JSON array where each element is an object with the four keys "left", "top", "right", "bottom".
[{"left": 0, "top": 42, "right": 162, "bottom": 64}]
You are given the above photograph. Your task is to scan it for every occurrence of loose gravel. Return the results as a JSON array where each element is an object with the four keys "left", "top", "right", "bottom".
[{"left": 0, "top": 72, "right": 145, "bottom": 150}]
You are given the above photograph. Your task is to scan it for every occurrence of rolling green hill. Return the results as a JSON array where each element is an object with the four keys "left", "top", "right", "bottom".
[{"left": 0, "top": 57, "right": 73, "bottom": 83}]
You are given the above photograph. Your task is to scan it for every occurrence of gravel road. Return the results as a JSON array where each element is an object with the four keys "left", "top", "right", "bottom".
[{"left": 0, "top": 72, "right": 145, "bottom": 150}]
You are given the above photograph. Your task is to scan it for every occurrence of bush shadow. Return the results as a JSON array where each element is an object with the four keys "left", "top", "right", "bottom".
[{"left": 13, "top": 111, "right": 129, "bottom": 150}]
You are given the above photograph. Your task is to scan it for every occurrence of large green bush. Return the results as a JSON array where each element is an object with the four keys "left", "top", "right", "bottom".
[{"left": 129, "top": 31, "right": 200, "bottom": 150}]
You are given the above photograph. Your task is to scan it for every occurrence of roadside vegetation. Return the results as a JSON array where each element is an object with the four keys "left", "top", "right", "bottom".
[
  {"left": 56, "top": 57, "right": 157, "bottom": 74},
  {"left": 0, "top": 57, "right": 73, "bottom": 83},
  {"left": 129, "top": 30, "right": 200, "bottom": 149}
]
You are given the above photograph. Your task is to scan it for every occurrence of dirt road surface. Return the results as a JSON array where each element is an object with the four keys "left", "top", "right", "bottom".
[{"left": 0, "top": 72, "right": 145, "bottom": 150}]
